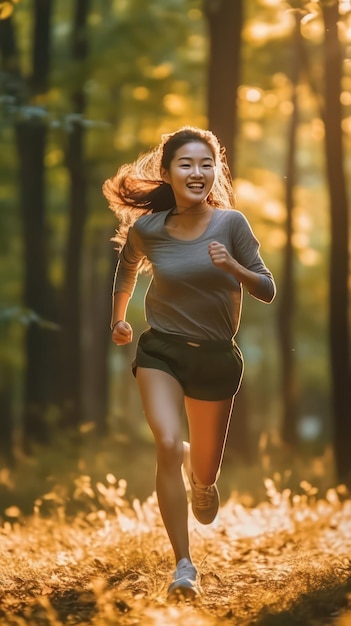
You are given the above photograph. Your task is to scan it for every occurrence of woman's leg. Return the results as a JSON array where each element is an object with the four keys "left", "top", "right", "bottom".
[
  {"left": 136, "top": 367, "right": 190, "bottom": 565},
  {"left": 184, "top": 396, "right": 234, "bottom": 486}
]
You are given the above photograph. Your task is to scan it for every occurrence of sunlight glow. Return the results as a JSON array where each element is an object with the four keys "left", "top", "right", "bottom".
[
  {"left": 298, "top": 248, "right": 321, "bottom": 266},
  {"left": 341, "top": 89, "right": 351, "bottom": 105},
  {"left": 45, "top": 149, "right": 64, "bottom": 167},
  {"left": 4, "top": 506, "right": 20, "bottom": 518},
  {"left": 236, "top": 179, "right": 266, "bottom": 205},
  {"left": 113, "top": 131, "right": 135, "bottom": 150},
  {"left": 133, "top": 86, "right": 150, "bottom": 101},
  {"left": 263, "top": 92, "right": 279, "bottom": 108},
  {"left": 338, "top": 15, "right": 351, "bottom": 43},
  {"left": 294, "top": 210, "right": 313, "bottom": 233},
  {"left": 258, "top": 0, "right": 282, "bottom": 6},
  {"left": 311, "top": 118, "right": 325, "bottom": 141},
  {"left": 0, "top": 2, "right": 15, "bottom": 18},
  {"left": 244, "top": 12, "right": 294, "bottom": 45},
  {"left": 342, "top": 72, "right": 351, "bottom": 88},
  {"left": 341, "top": 116, "right": 351, "bottom": 133},
  {"left": 241, "top": 122, "right": 263, "bottom": 141},
  {"left": 272, "top": 72, "right": 290, "bottom": 87},
  {"left": 246, "top": 88, "right": 262, "bottom": 103},
  {"left": 138, "top": 125, "right": 161, "bottom": 146},
  {"left": 266, "top": 228, "right": 287, "bottom": 250},
  {"left": 340, "top": 0, "right": 351, "bottom": 15},
  {"left": 301, "top": 12, "right": 324, "bottom": 43},
  {"left": 279, "top": 100, "right": 294, "bottom": 115},
  {"left": 147, "top": 63, "right": 173, "bottom": 79},
  {"left": 163, "top": 94, "right": 187, "bottom": 115},
  {"left": 262, "top": 200, "right": 286, "bottom": 223},
  {"left": 292, "top": 232, "right": 310, "bottom": 249},
  {"left": 187, "top": 34, "right": 207, "bottom": 62}
]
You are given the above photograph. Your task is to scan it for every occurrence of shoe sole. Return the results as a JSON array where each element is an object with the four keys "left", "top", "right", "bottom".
[{"left": 167, "top": 581, "right": 198, "bottom": 602}]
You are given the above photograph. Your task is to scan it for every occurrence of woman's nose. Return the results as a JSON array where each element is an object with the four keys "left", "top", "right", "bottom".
[{"left": 190, "top": 165, "right": 202, "bottom": 177}]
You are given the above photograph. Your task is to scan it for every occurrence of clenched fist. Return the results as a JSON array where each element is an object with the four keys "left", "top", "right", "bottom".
[
  {"left": 208, "top": 241, "right": 236, "bottom": 273},
  {"left": 111, "top": 320, "right": 133, "bottom": 346}
]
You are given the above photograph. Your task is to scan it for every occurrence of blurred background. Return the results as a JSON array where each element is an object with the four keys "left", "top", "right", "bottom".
[{"left": 0, "top": 0, "right": 350, "bottom": 511}]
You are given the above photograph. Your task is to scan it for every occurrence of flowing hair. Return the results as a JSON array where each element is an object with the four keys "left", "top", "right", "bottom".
[{"left": 102, "top": 126, "right": 235, "bottom": 271}]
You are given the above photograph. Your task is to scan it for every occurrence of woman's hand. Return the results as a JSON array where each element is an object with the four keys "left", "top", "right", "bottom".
[
  {"left": 208, "top": 241, "right": 237, "bottom": 274},
  {"left": 111, "top": 320, "right": 133, "bottom": 346}
]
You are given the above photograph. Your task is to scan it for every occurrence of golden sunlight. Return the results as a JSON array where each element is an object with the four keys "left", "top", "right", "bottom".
[
  {"left": 341, "top": 116, "right": 351, "bottom": 133},
  {"left": 163, "top": 94, "right": 188, "bottom": 116},
  {"left": 300, "top": 12, "right": 324, "bottom": 44},
  {"left": 298, "top": 248, "right": 321, "bottom": 266},
  {"left": 243, "top": 11, "right": 294, "bottom": 45},
  {"left": 262, "top": 199, "right": 286, "bottom": 223},
  {"left": 133, "top": 86, "right": 150, "bottom": 101},
  {"left": 148, "top": 63, "right": 173, "bottom": 79}
]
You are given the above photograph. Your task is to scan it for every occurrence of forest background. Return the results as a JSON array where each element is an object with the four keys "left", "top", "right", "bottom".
[{"left": 0, "top": 0, "right": 350, "bottom": 514}]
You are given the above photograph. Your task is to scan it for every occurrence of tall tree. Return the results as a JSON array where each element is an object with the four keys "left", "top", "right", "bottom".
[
  {"left": 81, "top": 231, "right": 114, "bottom": 434},
  {"left": 13, "top": 0, "right": 56, "bottom": 447},
  {"left": 204, "top": 0, "right": 243, "bottom": 174},
  {"left": 321, "top": 1, "right": 351, "bottom": 483},
  {"left": 60, "top": 0, "right": 91, "bottom": 428},
  {"left": 278, "top": 10, "right": 304, "bottom": 447},
  {"left": 204, "top": 0, "right": 251, "bottom": 460},
  {"left": 0, "top": 10, "right": 20, "bottom": 462}
]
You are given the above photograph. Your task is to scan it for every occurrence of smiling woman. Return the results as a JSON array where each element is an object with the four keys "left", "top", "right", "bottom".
[{"left": 102, "top": 126, "right": 276, "bottom": 602}]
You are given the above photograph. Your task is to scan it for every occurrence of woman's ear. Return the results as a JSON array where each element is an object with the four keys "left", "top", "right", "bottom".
[{"left": 160, "top": 167, "right": 170, "bottom": 184}]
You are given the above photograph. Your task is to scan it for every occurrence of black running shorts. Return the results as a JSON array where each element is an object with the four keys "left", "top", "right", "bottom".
[{"left": 132, "top": 327, "right": 244, "bottom": 401}]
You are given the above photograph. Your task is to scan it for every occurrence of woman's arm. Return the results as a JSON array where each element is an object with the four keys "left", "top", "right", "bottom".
[
  {"left": 208, "top": 240, "right": 276, "bottom": 303},
  {"left": 111, "top": 291, "right": 133, "bottom": 345},
  {"left": 110, "top": 223, "right": 146, "bottom": 345}
]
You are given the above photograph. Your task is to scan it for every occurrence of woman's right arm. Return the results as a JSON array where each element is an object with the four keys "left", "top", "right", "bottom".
[
  {"left": 110, "top": 224, "right": 144, "bottom": 346},
  {"left": 111, "top": 291, "right": 133, "bottom": 345}
]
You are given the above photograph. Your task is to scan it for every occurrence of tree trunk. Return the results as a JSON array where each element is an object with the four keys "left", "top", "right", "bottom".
[
  {"left": 204, "top": 0, "right": 243, "bottom": 173},
  {"left": 204, "top": 0, "right": 250, "bottom": 459},
  {"left": 11, "top": 0, "right": 56, "bottom": 448},
  {"left": 82, "top": 232, "right": 115, "bottom": 434},
  {"left": 60, "top": 0, "right": 91, "bottom": 428},
  {"left": 321, "top": 4, "right": 351, "bottom": 484},
  {"left": 278, "top": 11, "right": 303, "bottom": 448},
  {"left": 15, "top": 120, "right": 54, "bottom": 446},
  {"left": 0, "top": 16, "right": 19, "bottom": 459}
]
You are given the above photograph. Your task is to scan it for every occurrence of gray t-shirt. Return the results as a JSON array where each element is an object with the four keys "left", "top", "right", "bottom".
[{"left": 113, "top": 208, "right": 275, "bottom": 340}]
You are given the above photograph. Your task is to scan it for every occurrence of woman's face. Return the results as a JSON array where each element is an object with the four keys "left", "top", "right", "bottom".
[{"left": 161, "top": 141, "right": 216, "bottom": 209}]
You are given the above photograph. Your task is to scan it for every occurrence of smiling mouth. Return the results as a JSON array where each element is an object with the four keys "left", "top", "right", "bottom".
[{"left": 187, "top": 183, "right": 204, "bottom": 190}]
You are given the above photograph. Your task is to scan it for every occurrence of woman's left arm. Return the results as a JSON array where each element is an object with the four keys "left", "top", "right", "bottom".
[{"left": 208, "top": 214, "right": 276, "bottom": 305}]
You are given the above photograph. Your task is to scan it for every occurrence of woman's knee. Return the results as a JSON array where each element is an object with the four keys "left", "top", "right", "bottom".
[{"left": 156, "top": 437, "right": 183, "bottom": 468}]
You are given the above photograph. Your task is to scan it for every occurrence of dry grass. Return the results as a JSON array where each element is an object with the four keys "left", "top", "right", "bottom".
[{"left": 0, "top": 466, "right": 351, "bottom": 625}]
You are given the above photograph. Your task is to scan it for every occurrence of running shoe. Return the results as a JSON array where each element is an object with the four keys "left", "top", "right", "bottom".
[
  {"left": 167, "top": 558, "right": 198, "bottom": 601},
  {"left": 183, "top": 441, "right": 220, "bottom": 525}
]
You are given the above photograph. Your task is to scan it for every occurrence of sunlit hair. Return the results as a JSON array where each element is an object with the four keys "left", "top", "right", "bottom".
[{"left": 102, "top": 126, "right": 235, "bottom": 269}]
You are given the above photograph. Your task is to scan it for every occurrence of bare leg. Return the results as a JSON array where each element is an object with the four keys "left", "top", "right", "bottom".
[
  {"left": 136, "top": 367, "right": 190, "bottom": 565},
  {"left": 184, "top": 396, "right": 234, "bottom": 485}
]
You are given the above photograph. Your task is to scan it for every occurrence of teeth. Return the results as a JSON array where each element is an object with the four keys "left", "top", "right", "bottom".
[{"left": 188, "top": 183, "right": 203, "bottom": 189}]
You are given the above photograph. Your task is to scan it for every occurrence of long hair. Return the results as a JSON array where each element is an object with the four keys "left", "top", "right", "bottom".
[{"left": 103, "top": 126, "right": 235, "bottom": 269}]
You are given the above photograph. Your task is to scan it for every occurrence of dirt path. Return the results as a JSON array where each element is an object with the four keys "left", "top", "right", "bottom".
[{"left": 0, "top": 480, "right": 351, "bottom": 625}]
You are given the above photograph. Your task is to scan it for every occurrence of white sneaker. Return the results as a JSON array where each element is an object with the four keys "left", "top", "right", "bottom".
[
  {"left": 167, "top": 558, "right": 198, "bottom": 601},
  {"left": 183, "top": 441, "right": 219, "bottom": 525}
]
